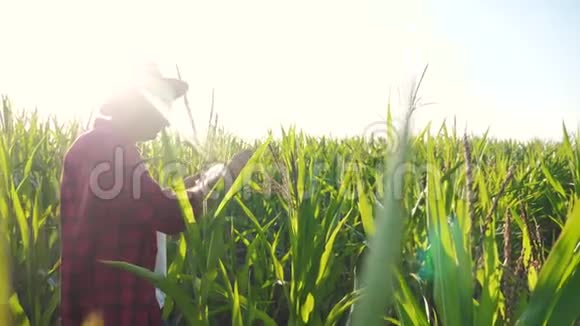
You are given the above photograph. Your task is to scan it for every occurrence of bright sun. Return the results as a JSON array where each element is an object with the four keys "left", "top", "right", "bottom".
[{"left": 0, "top": 1, "right": 177, "bottom": 121}]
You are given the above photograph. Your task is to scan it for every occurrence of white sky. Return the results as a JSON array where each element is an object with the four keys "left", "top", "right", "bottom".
[{"left": 0, "top": 0, "right": 578, "bottom": 143}]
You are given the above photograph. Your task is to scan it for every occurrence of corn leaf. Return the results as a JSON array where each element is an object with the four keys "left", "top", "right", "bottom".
[{"left": 516, "top": 198, "right": 580, "bottom": 325}]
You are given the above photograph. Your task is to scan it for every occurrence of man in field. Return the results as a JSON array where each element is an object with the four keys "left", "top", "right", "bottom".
[{"left": 58, "top": 63, "right": 249, "bottom": 325}]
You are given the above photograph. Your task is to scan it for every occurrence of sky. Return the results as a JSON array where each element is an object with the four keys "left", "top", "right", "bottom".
[{"left": 0, "top": 0, "right": 578, "bottom": 143}]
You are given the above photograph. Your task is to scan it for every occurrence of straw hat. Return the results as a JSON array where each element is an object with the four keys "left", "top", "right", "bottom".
[{"left": 101, "top": 63, "right": 189, "bottom": 122}]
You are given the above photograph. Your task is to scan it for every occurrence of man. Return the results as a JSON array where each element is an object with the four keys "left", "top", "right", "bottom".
[{"left": 58, "top": 64, "right": 244, "bottom": 325}]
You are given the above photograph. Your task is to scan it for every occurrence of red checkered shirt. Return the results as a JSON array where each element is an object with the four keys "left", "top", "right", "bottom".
[{"left": 59, "top": 118, "right": 197, "bottom": 325}]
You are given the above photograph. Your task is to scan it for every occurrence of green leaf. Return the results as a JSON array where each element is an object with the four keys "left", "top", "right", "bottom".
[
  {"left": 232, "top": 280, "right": 243, "bottom": 326},
  {"left": 541, "top": 161, "right": 567, "bottom": 198},
  {"left": 40, "top": 286, "right": 59, "bottom": 326},
  {"left": 16, "top": 136, "right": 45, "bottom": 195},
  {"left": 101, "top": 260, "right": 199, "bottom": 325},
  {"left": 31, "top": 182, "right": 42, "bottom": 243},
  {"left": 516, "top": 198, "right": 580, "bottom": 325},
  {"left": 393, "top": 270, "right": 429, "bottom": 326},
  {"left": 8, "top": 292, "right": 31, "bottom": 326},
  {"left": 356, "top": 168, "right": 375, "bottom": 236},
  {"left": 316, "top": 213, "right": 349, "bottom": 286},
  {"left": 325, "top": 290, "right": 361, "bottom": 326},
  {"left": 350, "top": 93, "right": 414, "bottom": 325},
  {"left": 11, "top": 184, "right": 29, "bottom": 253},
  {"left": 545, "top": 265, "right": 580, "bottom": 325},
  {"left": 449, "top": 215, "right": 474, "bottom": 323},
  {"left": 427, "top": 168, "right": 463, "bottom": 326},
  {"left": 215, "top": 137, "right": 271, "bottom": 216},
  {"left": 475, "top": 176, "right": 501, "bottom": 326},
  {"left": 301, "top": 292, "right": 315, "bottom": 324}
]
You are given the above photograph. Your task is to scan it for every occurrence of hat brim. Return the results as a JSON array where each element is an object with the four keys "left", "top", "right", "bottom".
[
  {"left": 139, "top": 78, "right": 189, "bottom": 123},
  {"left": 164, "top": 78, "right": 189, "bottom": 100},
  {"left": 139, "top": 90, "right": 174, "bottom": 124},
  {"left": 99, "top": 76, "right": 189, "bottom": 123}
]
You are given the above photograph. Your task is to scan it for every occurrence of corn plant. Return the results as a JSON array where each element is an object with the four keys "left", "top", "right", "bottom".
[
  {"left": 1, "top": 91, "right": 580, "bottom": 325},
  {"left": 0, "top": 96, "right": 81, "bottom": 326}
]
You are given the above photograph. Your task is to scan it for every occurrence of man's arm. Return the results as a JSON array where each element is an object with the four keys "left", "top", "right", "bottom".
[
  {"left": 113, "top": 145, "right": 204, "bottom": 234},
  {"left": 134, "top": 168, "right": 205, "bottom": 234},
  {"left": 127, "top": 148, "right": 253, "bottom": 233}
]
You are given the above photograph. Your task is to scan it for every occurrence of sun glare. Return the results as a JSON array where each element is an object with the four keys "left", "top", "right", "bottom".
[{"left": 0, "top": 1, "right": 177, "bottom": 122}]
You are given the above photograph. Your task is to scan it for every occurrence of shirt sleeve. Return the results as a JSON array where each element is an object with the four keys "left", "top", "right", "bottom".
[
  {"left": 135, "top": 166, "right": 202, "bottom": 234},
  {"left": 119, "top": 145, "right": 202, "bottom": 235}
]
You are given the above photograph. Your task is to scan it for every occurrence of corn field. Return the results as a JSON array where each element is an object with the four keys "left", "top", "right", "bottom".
[{"left": 1, "top": 93, "right": 580, "bottom": 326}]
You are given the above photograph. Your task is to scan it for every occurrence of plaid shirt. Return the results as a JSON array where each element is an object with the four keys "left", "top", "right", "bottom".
[{"left": 59, "top": 118, "right": 197, "bottom": 325}]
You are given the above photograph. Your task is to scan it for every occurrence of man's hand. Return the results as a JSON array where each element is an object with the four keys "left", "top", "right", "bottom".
[
  {"left": 184, "top": 173, "right": 201, "bottom": 189},
  {"left": 226, "top": 149, "right": 254, "bottom": 180},
  {"left": 183, "top": 149, "right": 254, "bottom": 190},
  {"left": 180, "top": 149, "right": 254, "bottom": 199},
  {"left": 175, "top": 149, "right": 254, "bottom": 219}
]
